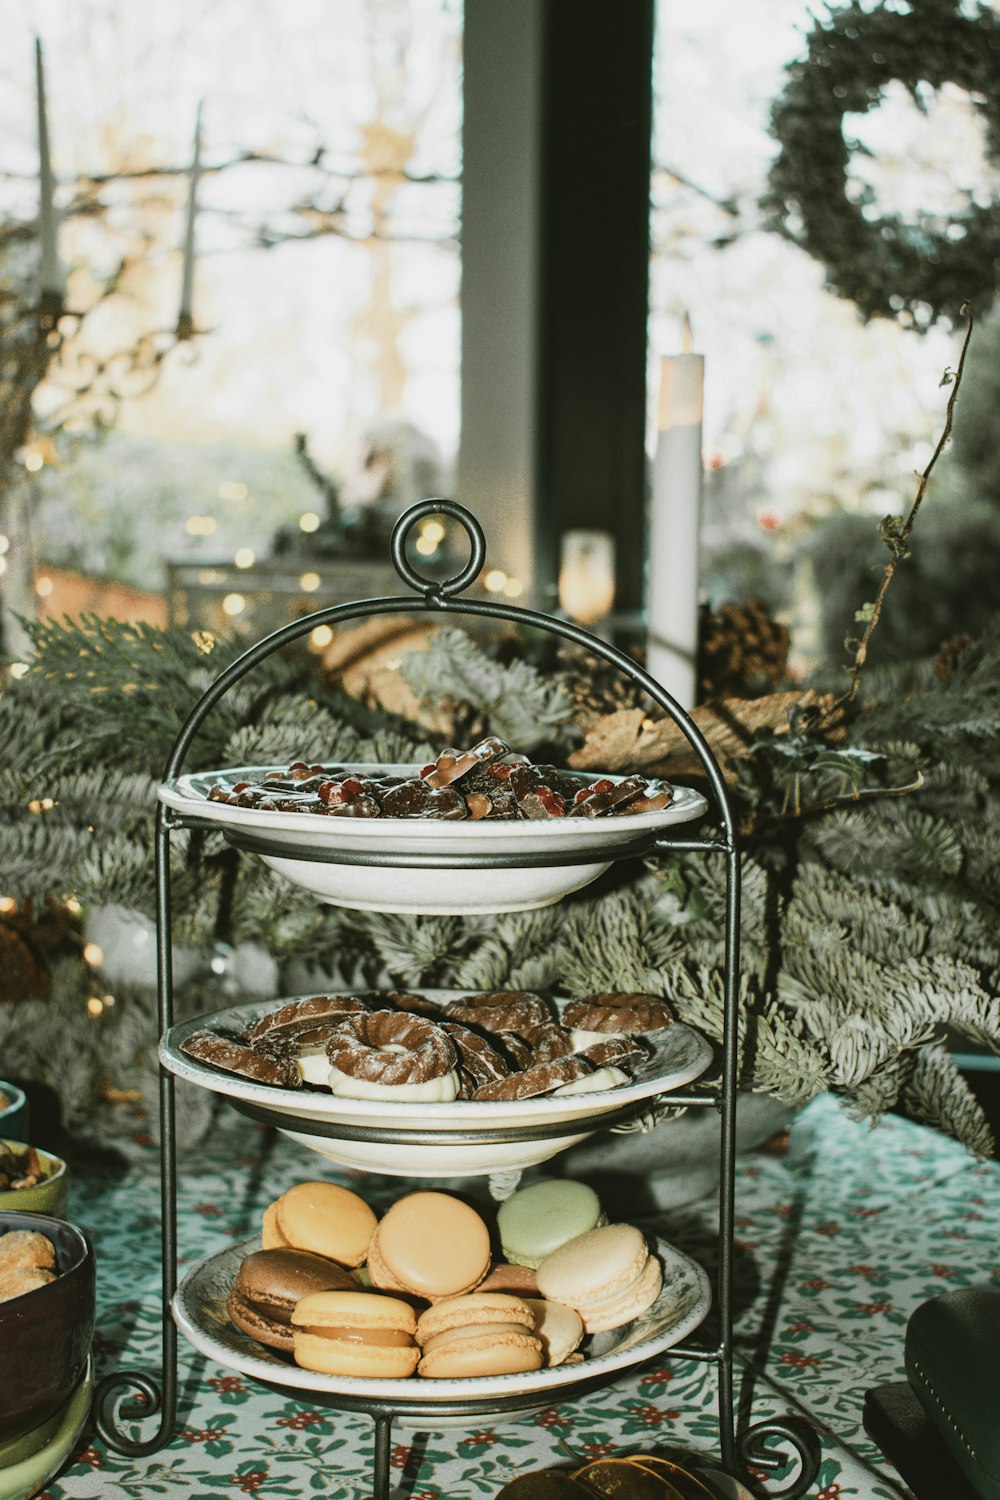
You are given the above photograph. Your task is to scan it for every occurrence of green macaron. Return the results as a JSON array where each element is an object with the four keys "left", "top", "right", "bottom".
[{"left": 497, "top": 1178, "right": 605, "bottom": 1269}]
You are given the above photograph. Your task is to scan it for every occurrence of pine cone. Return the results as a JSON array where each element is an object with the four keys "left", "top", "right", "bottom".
[
  {"left": 555, "top": 645, "right": 651, "bottom": 728},
  {"left": 0, "top": 921, "right": 50, "bottom": 1003},
  {"left": 698, "top": 597, "right": 789, "bottom": 701}
]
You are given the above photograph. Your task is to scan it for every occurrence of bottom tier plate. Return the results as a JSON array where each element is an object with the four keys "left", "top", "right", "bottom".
[{"left": 174, "top": 1235, "right": 711, "bottom": 1425}]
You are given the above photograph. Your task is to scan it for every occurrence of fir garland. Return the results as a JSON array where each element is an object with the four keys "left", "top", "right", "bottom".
[{"left": 763, "top": 0, "right": 1000, "bottom": 325}]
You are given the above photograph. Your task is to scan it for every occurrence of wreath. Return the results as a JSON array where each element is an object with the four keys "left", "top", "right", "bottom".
[{"left": 762, "top": 0, "right": 1000, "bottom": 327}]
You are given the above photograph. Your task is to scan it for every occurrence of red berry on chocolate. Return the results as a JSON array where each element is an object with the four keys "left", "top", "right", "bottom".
[
  {"left": 573, "top": 786, "right": 594, "bottom": 804},
  {"left": 488, "top": 763, "right": 512, "bottom": 780},
  {"left": 342, "top": 777, "right": 364, "bottom": 796},
  {"left": 318, "top": 781, "right": 346, "bottom": 805}
]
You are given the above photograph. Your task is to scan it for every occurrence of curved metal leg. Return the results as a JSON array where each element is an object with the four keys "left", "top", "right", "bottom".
[
  {"left": 92, "top": 1061, "right": 179, "bottom": 1452},
  {"left": 93, "top": 814, "right": 179, "bottom": 1455}
]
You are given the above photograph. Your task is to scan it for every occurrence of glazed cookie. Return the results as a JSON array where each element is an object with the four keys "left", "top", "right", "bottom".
[
  {"left": 180, "top": 1031, "right": 302, "bottom": 1089},
  {"left": 444, "top": 991, "right": 552, "bottom": 1034},
  {"left": 325, "top": 1010, "right": 459, "bottom": 1101},
  {"left": 472, "top": 1053, "right": 595, "bottom": 1103},
  {"left": 561, "top": 992, "right": 677, "bottom": 1043},
  {"left": 439, "top": 1022, "right": 511, "bottom": 1097},
  {"left": 245, "top": 994, "right": 370, "bottom": 1046}
]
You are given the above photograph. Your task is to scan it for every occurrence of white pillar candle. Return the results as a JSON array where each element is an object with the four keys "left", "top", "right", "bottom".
[
  {"left": 178, "top": 102, "right": 203, "bottom": 330},
  {"left": 34, "top": 37, "right": 61, "bottom": 299},
  {"left": 646, "top": 337, "right": 704, "bottom": 710}
]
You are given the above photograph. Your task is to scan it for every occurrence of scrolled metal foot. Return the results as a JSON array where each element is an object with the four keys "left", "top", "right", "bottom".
[
  {"left": 92, "top": 1369, "right": 174, "bottom": 1456},
  {"left": 737, "top": 1416, "right": 821, "bottom": 1500}
]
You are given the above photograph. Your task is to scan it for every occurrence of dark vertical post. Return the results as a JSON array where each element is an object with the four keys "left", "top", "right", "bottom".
[{"left": 535, "top": 0, "right": 655, "bottom": 613}]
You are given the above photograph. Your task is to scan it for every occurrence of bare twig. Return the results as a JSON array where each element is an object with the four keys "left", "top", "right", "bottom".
[{"left": 827, "top": 302, "right": 976, "bottom": 718}]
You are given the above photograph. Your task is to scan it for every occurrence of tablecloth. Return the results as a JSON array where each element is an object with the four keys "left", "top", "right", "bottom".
[{"left": 34, "top": 1092, "right": 1000, "bottom": 1499}]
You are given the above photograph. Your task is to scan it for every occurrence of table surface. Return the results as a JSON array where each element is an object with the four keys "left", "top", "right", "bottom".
[{"left": 31, "top": 1091, "right": 1000, "bottom": 1500}]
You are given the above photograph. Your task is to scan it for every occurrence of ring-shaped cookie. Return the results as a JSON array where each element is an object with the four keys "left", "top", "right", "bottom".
[{"left": 325, "top": 1010, "right": 457, "bottom": 1086}]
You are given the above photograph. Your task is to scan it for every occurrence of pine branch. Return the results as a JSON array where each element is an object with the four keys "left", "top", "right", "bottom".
[
  {"left": 901, "top": 1041, "right": 994, "bottom": 1159},
  {"left": 400, "top": 627, "right": 575, "bottom": 752}
]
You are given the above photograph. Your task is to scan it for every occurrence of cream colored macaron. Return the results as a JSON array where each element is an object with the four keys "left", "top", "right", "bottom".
[{"left": 416, "top": 1292, "right": 543, "bottom": 1379}]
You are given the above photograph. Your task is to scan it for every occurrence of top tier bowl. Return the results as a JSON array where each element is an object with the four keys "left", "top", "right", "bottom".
[{"left": 158, "top": 765, "right": 709, "bottom": 914}]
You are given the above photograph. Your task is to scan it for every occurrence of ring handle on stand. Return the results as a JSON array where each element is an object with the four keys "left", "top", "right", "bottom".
[{"left": 390, "top": 497, "right": 486, "bottom": 600}]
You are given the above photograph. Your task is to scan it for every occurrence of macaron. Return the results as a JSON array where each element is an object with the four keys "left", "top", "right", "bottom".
[
  {"left": 477, "top": 1262, "right": 540, "bottom": 1297},
  {"left": 227, "top": 1248, "right": 358, "bottom": 1353},
  {"left": 523, "top": 1296, "right": 585, "bottom": 1366},
  {"left": 292, "top": 1289, "right": 419, "bottom": 1378},
  {"left": 497, "top": 1179, "right": 606, "bottom": 1268},
  {"left": 535, "top": 1223, "right": 663, "bottom": 1333},
  {"left": 270, "top": 1181, "right": 378, "bottom": 1268},
  {"left": 367, "top": 1191, "right": 491, "bottom": 1302},
  {"left": 416, "top": 1292, "right": 543, "bottom": 1378}
]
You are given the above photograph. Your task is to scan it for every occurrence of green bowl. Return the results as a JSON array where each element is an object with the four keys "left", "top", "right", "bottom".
[{"left": 0, "top": 1143, "right": 68, "bottom": 1218}]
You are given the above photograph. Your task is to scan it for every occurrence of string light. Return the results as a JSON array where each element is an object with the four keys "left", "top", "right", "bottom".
[
  {"left": 185, "top": 515, "right": 217, "bottom": 536},
  {"left": 222, "top": 593, "right": 246, "bottom": 616},
  {"left": 483, "top": 569, "right": 508, "bottom": 593},
  {"left": 299, "top": 572, "right": 320, "bottom": 592},
  {"left": 298, "top": 512, "right": 321, "bottom": 533},
  {"left": 234, "top": 548, "right": 255, "bottom": 569},
  {"left": 83, "top": 942, "right": 104, "bottom": 967},
  {"left": 86, "top": 997, "right": 104, "bottom": 1017},
  {"left": 65, "top": 896, "right": 82, "bottom": 914},
  {"left": 503, "top": 578, "right": 523, "bottom": 598},
  {"left": 9, "top": 663, "right": 29, "bottom": 680},
  {"left": 27, "top": 797, "right": 56, "bottom": 814},
  {"left": 219, "top": 481, "right": 248, "bottom": 501},
  {"left": 35, "top": 575, "right": 53, "bottom": 597},
  {"left": 192, "top": 630, "right": 216, "bottom": 653},
  {"left": 24, "top": 451, "right": 44, "bottom": 473},
  {"left": 0, "top": 897, "right": 16, "bottom": 914},
  {"left": 310, "top": 625, "right": 334, "bottom": 650}
]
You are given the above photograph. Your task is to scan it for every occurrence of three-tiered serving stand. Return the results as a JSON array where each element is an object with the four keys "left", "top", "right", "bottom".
[{"left": 93, "top": 500, "right": 820, "bottom": 1498}]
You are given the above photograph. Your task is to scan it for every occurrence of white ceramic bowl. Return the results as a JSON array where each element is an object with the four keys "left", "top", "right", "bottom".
[
  {"left": 159, "top": 993, "right": 714, "bottom": 1178},
  {"left": 157, "top": 765, "right": 709, "bottom": 915},
  {"left": 173, "top": 1233, "right": 710, "bottom": 1421}
]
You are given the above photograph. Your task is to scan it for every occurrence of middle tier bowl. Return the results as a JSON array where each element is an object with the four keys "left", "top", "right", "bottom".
[{"left": 160, "top": 994, "right": 714, "bottom": 1178}]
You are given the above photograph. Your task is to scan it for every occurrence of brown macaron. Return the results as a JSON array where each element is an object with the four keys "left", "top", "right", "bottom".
[
  {"left": 367, "top": 1191, "right": 491, "bottom": 1303},
  {"left": 228, "top": 1247, "right": 358, "bottom": 1353}
]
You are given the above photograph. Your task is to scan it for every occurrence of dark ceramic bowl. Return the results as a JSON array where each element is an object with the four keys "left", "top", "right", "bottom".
[
  {"left": 0, "top": 1212, "right": 95, "bottom": 1442},
  {"left": 0, "top": 1085, "right": 28, "bottom": 1146}
]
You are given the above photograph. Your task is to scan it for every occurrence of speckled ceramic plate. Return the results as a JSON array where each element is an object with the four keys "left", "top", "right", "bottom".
[
  {"left": 157, "top": 765, "right": 708, "bottom": 914},
  {"left": 173, "top": 1236, "right": 710, "bottom": 1415},
  {"left": 159, "top": 992, "right": 714, "bottom": 1178}
]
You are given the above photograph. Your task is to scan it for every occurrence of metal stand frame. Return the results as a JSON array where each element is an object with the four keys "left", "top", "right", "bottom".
[{"left": 93, "top": 500, "right": 820, "bottom": 1497}]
